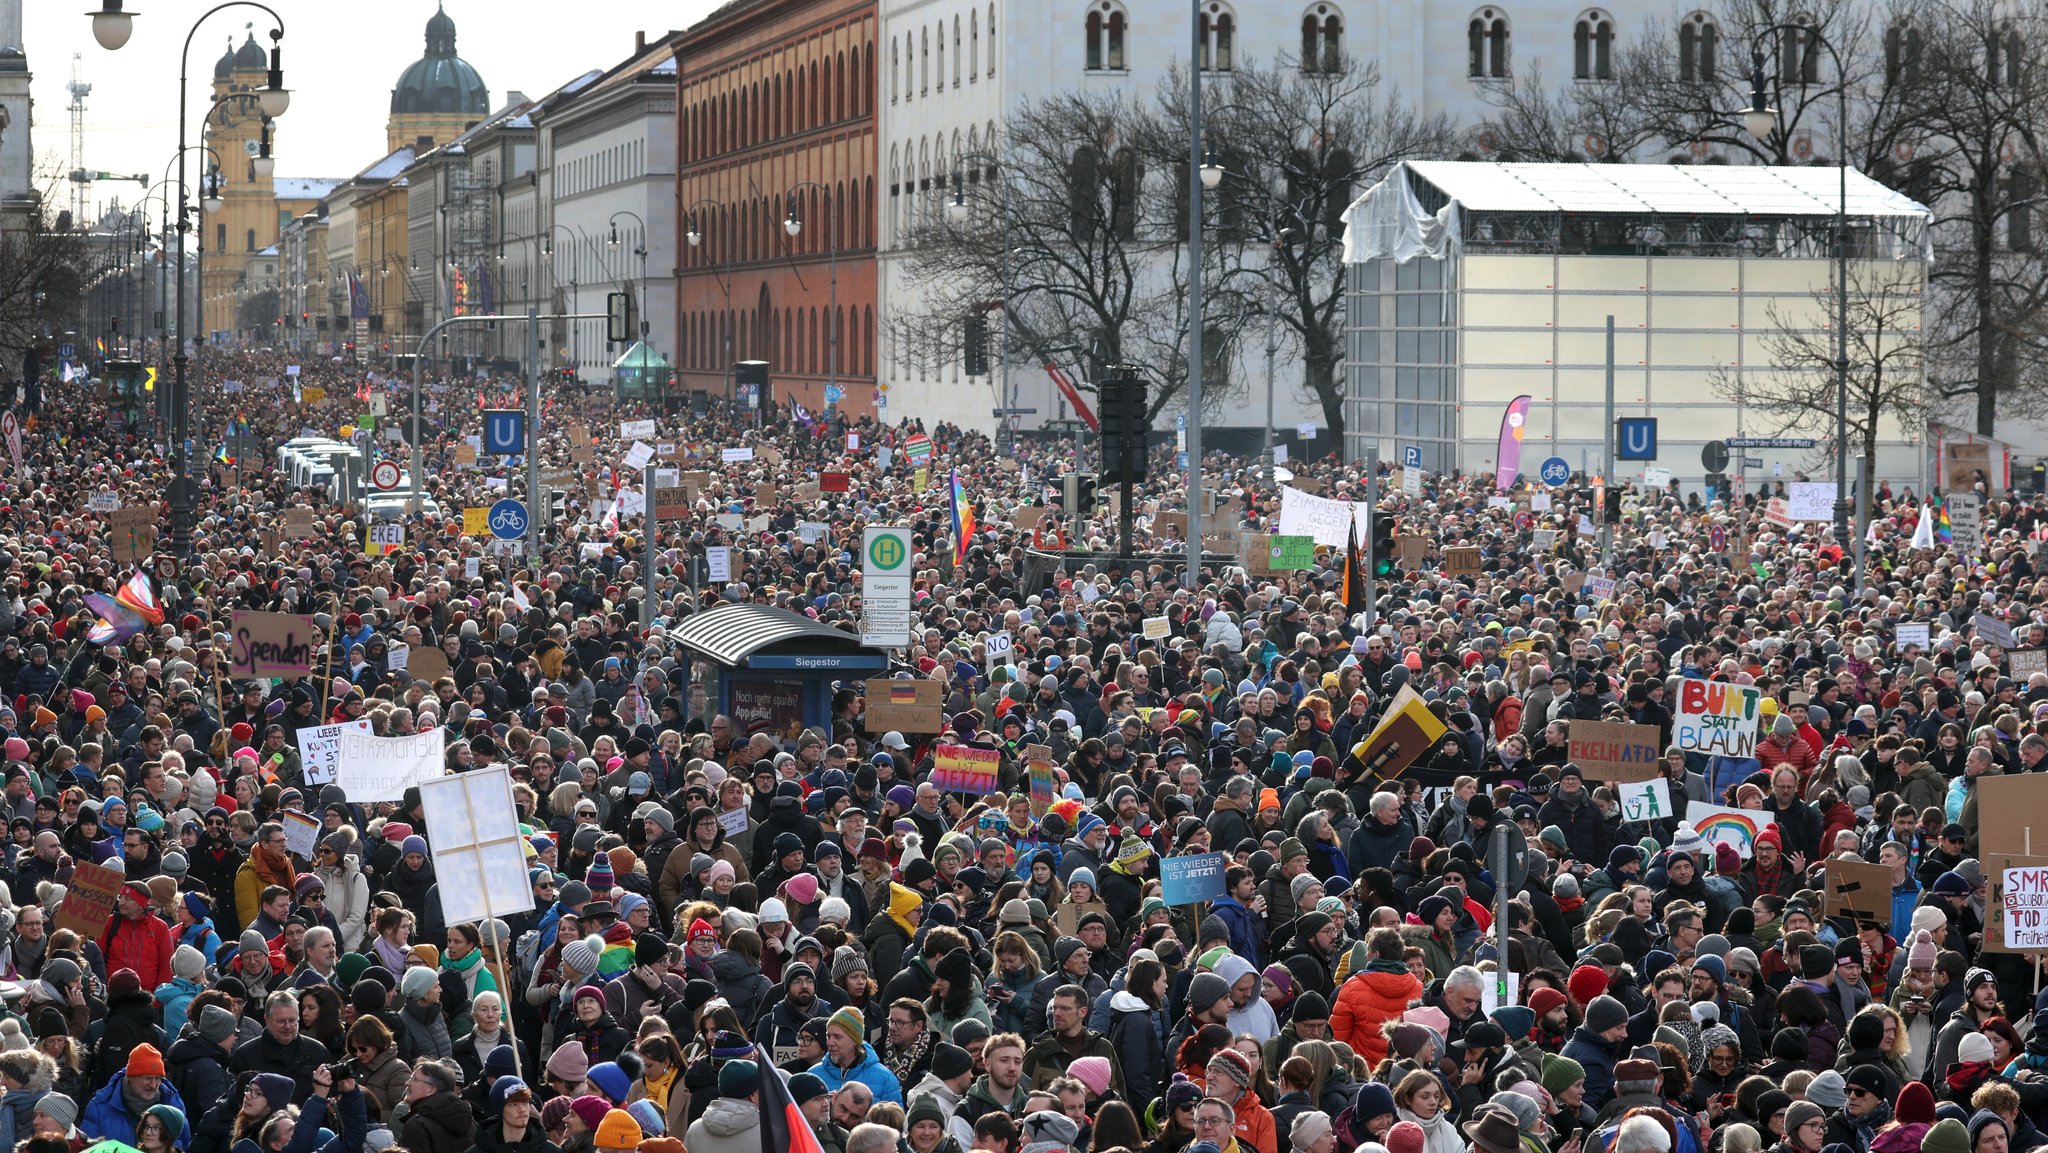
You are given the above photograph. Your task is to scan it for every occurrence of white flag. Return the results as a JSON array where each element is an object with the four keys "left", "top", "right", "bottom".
[{"left": 1911, "top": 504, "right": 1934, "bottom": 549}]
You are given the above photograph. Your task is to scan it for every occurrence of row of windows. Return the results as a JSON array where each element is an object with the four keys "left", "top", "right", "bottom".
[
  {"left": 677, "top": 179, "right": 878, "bottom": 266},
  {"left": 681, "top": 33, "right": 875, "bottom": 163},
  {"left": 1083, "top": 2, "right": 1346, "bottom": 73},
  {"left": 891, "top": 4, "right": 997, "bottom": 103},
  {"left": 1471, "top": 8, "right": 2026, "bottom": 87},
  {"left": 558, "top": 139, "right": 647, "bottom": 200},
  {"left": 679, "top": 305, "right": 875, "bottom": 379},
  {"left": 886, "top": 123, "right": 1000, "bottom": 246}
]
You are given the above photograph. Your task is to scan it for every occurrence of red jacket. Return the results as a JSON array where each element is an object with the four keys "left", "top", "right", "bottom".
[
  {"left": 99, "top": 910, "right": 174, "bottom": 991},
  {"left": 1331, "top": 966, "right": 1424, "bottom": 1066}
]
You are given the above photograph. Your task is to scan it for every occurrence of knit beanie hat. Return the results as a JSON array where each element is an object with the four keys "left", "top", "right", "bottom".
[
  {"left": 549, "top": 1040, "right": 592, "bottom": 1083},
  {"left": 1922, "top": 1119, "right": 1970, "bottom": 1153},
  {"left": 588, "top": 1062, "right": 631, "bottom": 1104},
  {"left": 1539, "top": 1054, "right": 1586, "bottom": 1097},
  {"left": 197, "top": 1005, "right": 239, "bottom": 1044},
  {"left": 1385, "top": 1121, "right": 1426, "bottom": 1153},
  {"left": 1207, "top": 1049, "right": 1254, "bottom": 1090},
  {"left": 1069, "top": 1055, "right": 1113, "bottom": 1098},
  {"left": 400, "top": 965, "right": 438, "bottom": 1000},
  {"left": 126, "top": 1043, "right": 166, "bottom": 1077},
  {"left": 171, "top": 945, "right": 205, "bottom": 981},
  {"left": 144, "top": 1104, "right": 186, "bottom": 1144},
  {"left": 595, "top": 1109, "right": 644, "bottom": 1150},
  {"left": 828, "top": 1005, "right": 864, "bottom": 1041},
  {"left": 1583, "top": 995, "right": 1628, "bottom": 1035},
  {"left": 34, "top": 1094, "right": 77, "bottom": 1130},
  {"left": 1567, "top": 964, "right": 1608, "bottom": 1005}
]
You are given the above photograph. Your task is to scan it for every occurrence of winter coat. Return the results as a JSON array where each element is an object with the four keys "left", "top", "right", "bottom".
[
  {"left": 82, "top": 1071, "right": 188, "bottom": 1147},
  {"left": 682, "top": 1097, "right": 762, "bottom": 1153},
  {"left": 314, "top": 855, "right": 372, "bottom": 951},
  {"left": 355, "top": 1046, "right": 411, "bottom": 1123},
  {"left": 1331, "top": 966, "right": 1423, "bottom": 1066},
  {"left": 710, "top": 950, "right": 771, "bottom": 1029},
  {"left": 400, "top": 1090, "right": 477, "bottom": 1153},
  {"left": 1107, "top": 991, "right": 1168, "bottom": 1111},
  {"left": 168, "top": 1035, "right": 230, "bottom": 1123},
  {"left": 1560, "top": 1026, "right": 1620, "bottom": 1110},
  {"left": 808, "top": 1041, "right": 905, "bottom": 1106},
  {"left": 862, "top": 912, "right": 912, "bottom": 986},
  {"left": 156, "top": 975, "right": 204, "bottom": 1040},
  {"left": 101, "top": 911, "right": 175, "bottom": 992}
]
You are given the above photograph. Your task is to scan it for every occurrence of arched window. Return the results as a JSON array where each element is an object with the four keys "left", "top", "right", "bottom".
[
  {"left": 988, "top": 3, "right": 997, "bottom": 75},
  {"left": 1678, "top": 12, "right": 1716, "bottom": 81},
  {"left": 246, "top": 228, "right": 256, "bottom": 252},
  {"left": 1069, "top": 146, "right": 1103, "bottom": 241},
  {"left": 1781, "top": 17, "right": 1820, "bottom": 84},
  {"left": 920, "top": 27, "right": 930, "bottom": 93},
  {"left": 937, "top": 21, "right": 945, "bottom": 91},
  {"left": 891, "top": 39, "right": 899, "bottom": 102},
  {"left": 1301, "top": 4, "right": 1343, "bottom": 73},
  {"left": 1574, "top": 10, "right": 1614, "bottom": 80},
  {"left": 1468, "top": 8, "right": 1509, "bottom": 78},
  {"left": 1086, "top": 2, "right": 1127, "bottom": 71},
  {"left": 1883, "top": 20, "right": 1920, "bottom": 85},
  {"left": 1111, "top": 147, "right": 1139, "bottom": 239},
  {"left": 954, "top": 16, "right": 962, "bottom": 85},
  {"left": 1200, "top": 3, "right": 1235, "bottom": 71},
  {"left": 971, "top": 10, "right": 980, "bottom": 80}
]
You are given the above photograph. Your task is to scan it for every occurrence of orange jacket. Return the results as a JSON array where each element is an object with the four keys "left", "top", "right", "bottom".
[
  {"left": 1331, "top": 967, "right": 1424, "bottom": 1065},
  {"left": 1233, "top": 1095, "right": 1278, "bottom": 1153}
]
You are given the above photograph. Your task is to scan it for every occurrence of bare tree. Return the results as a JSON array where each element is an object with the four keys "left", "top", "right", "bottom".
[
  {"left": 1712, "top": 262, "right": 1925, "bottom": 490},
  {"left": 0, "top": 191, "right": 89, "bottom": 376},
  {"left": 1151, "top": 55, "right": 1454, "bottom": 440},
  {"left": 888, "top": 90, "right": 1209, "bottom": 422}
]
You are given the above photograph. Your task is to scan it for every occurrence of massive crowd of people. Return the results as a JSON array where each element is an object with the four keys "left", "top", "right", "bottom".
[{"left": 0, "top": 344, "right": 2033, "bottom": 1153}]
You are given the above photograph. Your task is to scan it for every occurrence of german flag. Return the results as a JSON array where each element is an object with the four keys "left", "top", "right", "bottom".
[
  {"left": 1341, "top": 515, "right": 1368, "bottom": 619},
  {"left": 756, "top": 1043, "right": 825, "bottom": 1153}
]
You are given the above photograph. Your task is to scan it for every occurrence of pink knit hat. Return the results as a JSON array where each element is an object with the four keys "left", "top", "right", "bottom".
[
  {"left": 1387, "top": 1121, "right": 1426, "bottom": 1153},
  {"left": 1069, "top": 1056, "right": 1112, "bottom": 1098}
]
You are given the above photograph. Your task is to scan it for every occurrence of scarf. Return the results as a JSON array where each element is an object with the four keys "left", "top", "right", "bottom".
[
  {"left": 251, "top": 841, "right": 293, "bottom": 887},
  {"left": 885, "top": 1029, "right": 934, "bottom": 1086},
  {"left": 1555, "top": 896, "right": 1584, "bottom": 916},
  {"left": 7, "top": 932, "right": 45, "bottom": 979},
  {"left": 445, "top": 945, "right": 498, "bottom": 995},
  {"left": 1946, "top": 1060, "right": 1992, "bottom": 1095},
  {"left": 122, "top": 1077, "right": 159, "bottom": 1117},
  {"left": 642, "top": 1064, "right": 678, "bottom": 1119}
]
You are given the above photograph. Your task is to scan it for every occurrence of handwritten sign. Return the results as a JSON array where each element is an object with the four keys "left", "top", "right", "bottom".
[
  {"left": 1975, "top": 613, "right": 2018, "bottom": 649},
  {"left": 1142, "top": 616, "right": 1171, "bottom": 640},
  {"left": 333, "top": 730, "right": 445, "bottom": 801},
  {"left": 620, "top": 419, "right": 657, "bottom": 440},
  {"left": 281, "top": 809, "right": 322, "bottom": 859},
  {"left": 1567, "top": 720, "right": 1663, "bottom": 782},
  {"left": 864, "top": 678, "right": 944, "bottom": 733},
  {"left": 1617, "top": 778, "right": 1672, "bottom": 823},
  {"left": 2012, "top": 649, "right": 2048, "bottom": 683},
  {"left": 2005, "top": 866, "right": 2048, "bottom": 948},
  {"left": 930, "top": 744, "right": 1001, "bottom": 796},
  {"left": 1444, "top": 547, "right": 1482, "bottom": 576},
  {"left": 296, "top": 719, "right": 375, "bottom": 787},
  {"left": 1277, "top": 486, "right": 1367, "bottom": 547},
  {"left": 54, "top": 861, "right": 125, "bottom": 937},
  {"left": 1160, "top": 852, "right": 1227, "bottom": 906},
  {"left": 229, "top": 611, "right": 319, "bottom": 677},
  {"left": 1675, "top": 680, "right": 1762, "bottom": 758}
]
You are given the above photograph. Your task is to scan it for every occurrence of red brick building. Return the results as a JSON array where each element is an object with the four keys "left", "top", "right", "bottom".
[{"left": 675, "top": 0, "right": 878, "bottom": 418}]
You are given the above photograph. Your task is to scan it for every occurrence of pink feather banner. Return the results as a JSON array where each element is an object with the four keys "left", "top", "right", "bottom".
[{"left": 1495, "top": 395, "right": 1532, "bottom": 491}]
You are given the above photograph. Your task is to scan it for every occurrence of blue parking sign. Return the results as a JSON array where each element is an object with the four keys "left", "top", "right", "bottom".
[{"left": 483, "top": 410, "right": 525, "bottom": 455}]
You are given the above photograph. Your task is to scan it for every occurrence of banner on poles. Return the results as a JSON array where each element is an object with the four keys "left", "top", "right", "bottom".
[
  {"left": 334, "top": 730, "right": 445, "bottom": 801},
  {"left": 297, "top": 719, "right": 375, "bottom": 786}
]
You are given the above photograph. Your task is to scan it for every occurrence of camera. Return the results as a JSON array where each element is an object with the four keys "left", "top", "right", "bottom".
[{"left": 327, "top": 1058, "right": 365, "bottom": 1082}]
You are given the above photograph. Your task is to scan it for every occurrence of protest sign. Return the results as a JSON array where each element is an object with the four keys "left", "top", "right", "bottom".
[
  {"left": 930, "top": 744, "right": 1001, "bottom": 795},
  {"left": 462, "top": 507, "right": 489, "bottom": 536},
  {"left": 1895, "top": 622, "right": 1930, "bottom": 652},
  {"left": 418, "top": 765, "right": 535, "bottom": 928},
  {"left": 1277, "top": 486, "right": 1366, "bottom": 547},
  {"left": 1674, "top": 680, "right": 1763, "bottom": 757},
  {"left": 1566, "top": 720, "right": 1663, "bottom": 782},
  {"left": 334, "top": 730, "right": 445, "bottom": 801},
  {"left": 1950, "top": 493, "right": 1985, "bottom": 554},
  {"left": 1444, "top": 547, "right": 1483, "bottom": 576},
  {"left": 864, "top": 678, "right": 944, "bottom": 733},
  {"left": 1978, "top": 774, "right": 2048, "bottom": 866},
  {"left": 406, "top": 646, "right": 450, "bottom": 683},
  {"left": 2012, "top": 650, "right": 2048, "bottom": 682},
  {"left": 1786, "top": 482, "right": 1837, "bottom": 521},
  {"left": 1026, "top": 746, "right": 1056, "bottom": 814},
  {"left": 1685, "top": 803, "right": 1776, "bottom": 858},
  {"left": 1985, "top": 853, "right": 2048, "bottom": 953},
  {"left": 1763, "top": 498, "right": 1795, "bottom": 529},
  {"left": 1350, "top": 684, "right": 1448, "bottom": 780},
  {"left": 1617, "top": 778, "right": 1673, "bottom": 823},
  {"left": 721, "top": 447, "right": 753, "bottom": 463},
  {"left": 54, "top": 861, "right": 125, "bottom": 937},
  {"left": 1154, "top": 511, "right": 1187, "bottom": 539},
  {"left": 106, "top": 506, "right": 157, "bottom": 562},
  {"left": 620, "top": 419, "right": 657, "bottom": 440},
  {"left": 1824, "top": 858, "right": 1894, "bottom": 921},
  {"left": 705, "top": 547, "right": 734, "bottom": 582},
  {"left": 228, "top": 611, "right": 318, "bottom": 677},
  {"left": 1976, "top": 613, "right": 2018, "bottom": 649},
  {"left": 1585, "top": 576, "right": 1617, "bottom": 602},
  {"left": 1142, "top": 616, "right": 1171, "bottom": 640},
  {"left": 1397, "top": 535, "right": 1429, "bottom": 569},
  {"left": 281, "top": 809, "right": 322, "bottom": 859},
  {"left": 1160, "top": 852, "right": 1227, "bottom": 906},
  {"left": 386, "top": 643, "right": 410, "bottom": 673},
  {"left": 1267, "top": 535, "right": 1316, "bottom": 571},
  {"left": 718, "top": 808, "right": 749, "bottom": 838},
  {"left": 297, "top": 719, "right": 375, "bottom": 786}
]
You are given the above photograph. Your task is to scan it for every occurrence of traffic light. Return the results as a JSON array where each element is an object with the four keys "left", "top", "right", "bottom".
[
  {"left": 1373, "top": 515, "right": 1397, "bottom": 578},
  {"left": 1096, "top": 366, "right": 1148, "bottom": 484},
  {"left": 1603, "top": 487, "right": 1624, "bottom": 525},
  {"left": 109, "top": 316, "right": 119, "bottom": 334},
  {"left": 1062, "top": 473, "right": 1099, "bottom": 517}
]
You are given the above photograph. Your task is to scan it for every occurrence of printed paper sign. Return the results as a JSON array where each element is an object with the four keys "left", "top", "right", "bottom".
[
  {"left": 620, "top": 419, "right": 657, "bottom": 440},
  {"left": 984, "top": 631, "right": 1013, "bottom": 667},
  {"left": 1675, "top": 680, "right": 1763, "bottom": 758},
  {"left": 721, "top": 447, "right": 754, "bottom": 463},
  {"left": 1566, "top": 720, "right": 1663, "bottom": 782},
  {"left": 297, "top": 719, "right": 376, "bottom": 786},
  {"left": 368, "top": 523, "right": 404, "bottom": 548},
  {"left": 930, "top": 744, "right": 1001, "bottom": 795},
  {"left": 1617, "top": 778, "right": 1673, "bottom": 823},
  {"left": 1642, "top": 466, "right": 1672, "bottom": 488},
  {"left": 1976, "top": 613, "right": 2018, "bottom": 649},
  {"left": 386, "top": 643, "right": 410, "bottom": 673},
  {"left": 281, "top": 809, "right": 322, "bottom": 859},
  {"left": 623, "top": 442, "right": 654, "bottom": 470},
  {"left": 1142, "top": 616, "right": 1171, "bottom": 640},
  {"left": 334, "top": 730, "right": 445, "bottom": 801},
  {"left": 1685, "top": 803, "right": 1776, "bottom": 859},
  {"left": 705, "top": 546, "right": 734, "bottom": 582},
  {"left": 1895, "top": 623, "right": 1930, "bottom": 652},
  {"left": 718, "top": 808, "right": 750, "bottom": 838},
  {"left": 1160, "top": 852, "right": 1228, "bottom": 906},
  {"left": 229, "top": 611, "right": 319, "bottom": 677}
]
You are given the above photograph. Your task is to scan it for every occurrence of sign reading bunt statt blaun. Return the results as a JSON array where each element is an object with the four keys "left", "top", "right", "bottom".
[{"left": 1159, "top": 852, "right": 1228, "bottom": 906}]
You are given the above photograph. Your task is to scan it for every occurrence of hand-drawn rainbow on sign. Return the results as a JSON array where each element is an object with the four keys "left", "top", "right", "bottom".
[
  {"left": 1674, "top": 680, "right": 1763, "bottom": 758},
  {"left": 1687, "top": 804, "right": 1776, "bottom": 859},
  {"left": 931, "top": 743, "right": 1001, "bottom": 796}
]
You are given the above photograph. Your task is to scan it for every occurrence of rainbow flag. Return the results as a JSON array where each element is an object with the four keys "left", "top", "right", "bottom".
[
  {"left": 1935, "top": 496, "right": 1953, "bottom": 545},
  {"left": 949, "top": 467, "right": 975, "bottom": 567},
  {"left": 95, "top": 338, "right": 106, "bottom": 357},
  {"left": 85, "top": 570, "right": 165, "bottom": 645}
]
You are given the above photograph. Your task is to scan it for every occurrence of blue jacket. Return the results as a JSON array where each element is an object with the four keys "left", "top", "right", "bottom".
[
  {"left": 1890, "top": 875, "right": 1923, "bottom": 945},
  {"left": 0, "top": 1087, "right": 43, "bottom": 1153},
  {"left": 1559, "top": 1026, "right": 1619, "bottom": 1111},
  {"left": 1209, "top": 895, "right": 1262, "bottom": 969},
  {"left": 157, "top": 975, "right": 204, "bottom": 1040},
  {"left": 83, "top": 1071, "right": 189, "bottom": 1147},
  {"left": 808, "top": 1041, "right": 904, "bottom": 1106}
]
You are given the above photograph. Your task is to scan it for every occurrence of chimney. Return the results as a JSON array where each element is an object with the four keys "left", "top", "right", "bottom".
[
  {"left": 636, "top": 30, "right": 646, "bottom": 53},
  {"left": 417, "top": 135, "right": 434, "bottom": 151}
]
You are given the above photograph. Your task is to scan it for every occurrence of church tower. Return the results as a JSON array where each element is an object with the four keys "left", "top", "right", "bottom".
[{"left": 387, "top": 4, "right": 490, "bottom": 153}]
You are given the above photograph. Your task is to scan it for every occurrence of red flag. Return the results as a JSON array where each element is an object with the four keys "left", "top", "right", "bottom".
[
  {"left": 756, "top": 1044, "right": 825, "bottom": 1153},
  {"left": 821, "top": 472, "right": 851, "bottom": 492}
]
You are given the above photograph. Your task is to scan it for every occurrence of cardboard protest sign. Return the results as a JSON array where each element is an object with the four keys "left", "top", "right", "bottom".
[
  {"left": 1160, "top": 852, "right": 1227, "bottom": 905},
  {"left": 228, "top": 611, "right": 319, "bottom": 677},
  {"left": 1397, "top": 536, "right": 1428, "bottom": 569},
  {"left": 106, "top": 506, "right": 157, "bottom": 563},
  {"left": 1674, "top": 680, "right": 1763, "bottom": 758},
  {"left": 864, "top": 678, "right": 944, "bottom": 733},
  {"left": 334, "top": 730, "right": 445, "bottom": 801},
  {"left": 1155, "top": 511, "right": 1187, "bottom": 539},
  {"left": 1823, "top": 858, "right": 1894, "bottom": 921},
  {"left": 2012, "top": 650, "right": 2048, "bottom": 682},
  {"left": 1977, "top": 774, "right": 2048, "bottom": 863},
  {"left": 1348, "top": 684, "right": 1447, "bottom": 780},
  {"left": 406, "top": 646, "right": 451, "bottom": 684},
  {"left": 55, "top": 861, "right": 125, "bottom": 937},
  {"left": 2003, "top": 864, "right": 2048, "bottom": 949},
  {"left": 1566, "top": 720, "right": 1663, "bottom": 782},
  {"left": 1244, "top": 534, "right": 1275, "bottom": 578},
  {"left": 930, "top": 744, "right": 1000, "bottom": 795},
  {"left": 1444, "top": 547, "right": 1483, "bottom": 576}
]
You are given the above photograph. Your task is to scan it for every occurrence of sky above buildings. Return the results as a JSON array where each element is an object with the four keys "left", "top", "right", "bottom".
[{"left": 23, "top": 1, "right": 724, "bottom": 220}]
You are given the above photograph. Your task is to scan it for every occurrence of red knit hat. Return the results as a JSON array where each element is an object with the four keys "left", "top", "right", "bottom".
[
  {"left": 1567, "top": 964, "right": 1609, "bottom": 1006},
  {"left": 1528, "top": 986, "right": 1568, "bottom": 1020}
]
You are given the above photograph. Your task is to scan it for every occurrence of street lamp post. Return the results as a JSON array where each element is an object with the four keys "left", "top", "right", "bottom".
[
  {"left": 1185, "top": 0, "right": 1216, "bottom": 590},
  {"left": 608, "top": 209, "right": 652, "bottom": 406},
  {"left": 1742, "top": 26, "right": 1852, "bottom": 578},
  {"left": 90, "top": 0, "right": 289, "bottom": 559},
  {"left": 685, "top": 200, "right": 734, "bottom": 408},
  {"left": 783, "top": 181, "right": 838, "bottom": 417}
]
